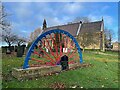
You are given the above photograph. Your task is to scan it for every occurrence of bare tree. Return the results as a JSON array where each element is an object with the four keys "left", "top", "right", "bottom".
[
  {"left": 104, "top": 28, "right": 114, "bottom": 49},
  {"left": 2, "top": 29, "right": 27, "bottom": 50},
  {"left": 73, "top": 16, "right": 91, "bottom": 23},
  {"left": 0, "top": 2, "right": 12, "bottom": 51},
  {"left": 2, "top": 30, "right": 17, "bottom": 51},
  {"left": 77, "top": 32, "right": 98, "bottom": 52},
  {"left": 16, "top": 37, "right": 26, "bottom": 46},
  {"left": 1, "top": 3, "right": 27, "bottom": 53},
  {"left": 30, "top": 28, "right": 43, "bottom": 42},
  {"left": 0, "top": 2, "right": 11, "bottom": 31}
]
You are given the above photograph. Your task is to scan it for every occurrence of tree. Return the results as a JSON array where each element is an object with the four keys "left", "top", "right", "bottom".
[
  {"left": 1, "top": 3, "right": 27, "bottom": 53},
  {"left": 1, "top": 3, "right": 15, "bottom": 52},
  {"left": 104, "top": 28, "right": 114, "bottom": 49},
  {"left": 73, "top": 16, "right": 91, "bottom": 23},
  {"left": 2, "top": 29, "right": 27, "bottom": 52},
  {"left": 0, "top": 2, "right": 11, "bottom": 31},
  {"left": 15, "top": 37, "right": 26, "bottom": 46},
  {"left": 77, "top": 32, "right": 98, "bottom": 52},
  {"left": 2, "top": 30, "right": 17, "bottom": 51},
  {"left": 30, "top": 28, "right": 43, "bottom": 42}
]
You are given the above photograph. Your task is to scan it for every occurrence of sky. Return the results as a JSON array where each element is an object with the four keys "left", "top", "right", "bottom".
[{"left": 2, "top": 2, "right": 119, "bottom": 46}]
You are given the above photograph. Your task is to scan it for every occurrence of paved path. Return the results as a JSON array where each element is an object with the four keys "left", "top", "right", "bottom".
[{"left": 87, "top": 51, "right": 118, "bottom": 56}]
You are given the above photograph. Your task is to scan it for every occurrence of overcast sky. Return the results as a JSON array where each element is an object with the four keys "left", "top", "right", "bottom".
[{"left": 2, "top": 2, "right": 118, "bottom": 46}]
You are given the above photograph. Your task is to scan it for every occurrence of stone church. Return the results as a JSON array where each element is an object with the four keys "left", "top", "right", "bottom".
[{"left": 42, "top": 18, "right": 105, "bottom": 51}]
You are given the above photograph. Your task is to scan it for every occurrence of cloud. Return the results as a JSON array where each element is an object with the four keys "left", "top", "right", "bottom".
[
  {"left": 13, "top": 2, "right": 33, "bottom": 20},
  {"left": 21, "top": 30, "right": 28, "bottom": 33},
  {"left": 101, "top": 5, "right": 110, "bottom": 12},
  {"left": 35, "top": 2, "right": 82, "bottom": 16},
  {"left": 8, "top": 2, "right": 42, "bottom": 36},
  {"left": 32, "top": 2, "right": 82, "bottom": 27},
  {"left": 88, "top": 14, "right": 114, "bottom": 26},
  {"left": 88, "top": 14, "right": 101, "bottom": 21},
  {"left": 35, "top": 2, "right": 83, "bottom": 26},
  {"left": 62, "top": 2, "right": 82, "bottom": 14},
  {"left": 11, "top": 22, "right": 31, "bottom": 38},
  {"left": 47, "top": 17, "right": 64, "bottom": 26},
  {"left": 104, "top": 15, "right": 114, "bottom": 25},
  {"left": 4, "top": 2, "right": 118, "bottom": 42}
]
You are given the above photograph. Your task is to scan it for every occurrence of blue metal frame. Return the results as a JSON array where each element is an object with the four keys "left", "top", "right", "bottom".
[{"left": 23, "top": 29, "right": 83, "bottom": 69}]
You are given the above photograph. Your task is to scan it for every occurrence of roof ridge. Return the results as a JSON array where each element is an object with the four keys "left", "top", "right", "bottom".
[
  {"left": 46, "top": 22, "right": 80, "bottom": 29},
  {"left": 46, "top": 20, "right": 102, "bottom": 29},
  {"left": 82, "top": 20, "right": 102, "bottom": 24}
]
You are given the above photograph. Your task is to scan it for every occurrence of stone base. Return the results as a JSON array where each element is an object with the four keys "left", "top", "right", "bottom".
[{"left": 12, "top": 63, "right": 91, "bottom": 80}]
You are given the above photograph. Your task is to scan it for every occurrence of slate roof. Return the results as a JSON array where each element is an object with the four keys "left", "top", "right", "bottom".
[
  {"left": 43, "top": 22, "right": 79, "bottom": 37},
  {"left": 80, "top": 21, "right": 102, "bottom": 34},
  {"left": 43, "top": 20, "right": 103, "bottom": 36}
]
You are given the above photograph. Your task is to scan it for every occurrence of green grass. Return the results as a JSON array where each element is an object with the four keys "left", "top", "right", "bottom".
[
  {"left": 104, "top": 50, "right": 118, "bottom": 55},
  {"left": 2, "top": 51, "right": 119, "bottom": 88}
]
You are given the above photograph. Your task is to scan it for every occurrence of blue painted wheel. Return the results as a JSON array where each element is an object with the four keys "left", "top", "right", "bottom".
[{"left": 23, "top": 29, "right": 83, "bottom": 69}]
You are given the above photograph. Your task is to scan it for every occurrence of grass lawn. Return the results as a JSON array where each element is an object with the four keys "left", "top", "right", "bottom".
[{"left": 2, "top": 51, "right": 119, "bottom": 88}]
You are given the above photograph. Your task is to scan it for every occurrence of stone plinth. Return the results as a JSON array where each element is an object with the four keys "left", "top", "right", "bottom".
[{"left": 12, "top": 63, "right": 91, "bottom": 80}]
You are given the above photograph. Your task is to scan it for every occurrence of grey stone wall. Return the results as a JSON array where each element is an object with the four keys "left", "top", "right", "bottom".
[{"left": 12, "top": 63, "right": 91, "bottom": 80}]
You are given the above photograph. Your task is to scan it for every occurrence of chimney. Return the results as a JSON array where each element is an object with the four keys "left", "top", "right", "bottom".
[
  {"left": 102, "top": 17, "right": 104, "bottom": 21},
  {"left": 80, "top": 21, "right": 82, "bottom": 23},
  {"left": 76, "top": 21, "right": 82, "bottom": 36}
]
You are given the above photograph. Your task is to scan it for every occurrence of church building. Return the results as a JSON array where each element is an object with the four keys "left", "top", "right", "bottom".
[{"left": 42, "top": 18, "right": 105, "bottom": 51}]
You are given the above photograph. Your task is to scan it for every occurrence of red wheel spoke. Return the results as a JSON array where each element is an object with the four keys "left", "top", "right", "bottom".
[
  {"left": 66, "top": 43, "right": 75, "bottom": 56},
  {"left": 33, "top": 50, "right": 53, "bottom": 62},
  {"left": 41, "top": 38, "right": 58, "bottom": 61},
  {"left": 54, "top": 33, "right": 59, "bottom": 59},
  {"left": 31, "top": 58, "right": 44, "bottom": 63},
  {"left": 64, "top": 37, "right": 66, "bottom": 52},
  {"left": 51, "top": 33, "right": 59, "bottom": 62},
  {"left": 39, "top": 46, "right": 56, "bottom": 64},
  {"left": 66, "top": 37, "right": 71, "bottom": 56},
  {"left": 45, "top": 36, "right": 57, "bottom": 60},
  {"left": 50, "top": 34, "right": 57, "bottom": 56},
  {"left": 56, "top": 34, "right": 64, "bottom": 62},
  {"left": 60, "top": 43, "right": 63, "bottom": 57},
  {"left": 68, "top": 61, "right": 75, "bottom": 64},
  {"left": 59, "top": 34, "right": 62, "bottom": 55},
  {"left": 46, "top": 62, "right": 55, "bottom": 66},
  {"left": 68, "top": 49, "right": 77, "bottom": 59},
  {"left": 55, "top": 44, "right": 59, "bottom": 61},
  {"left": 31, "top": 50, "right": 56, "bottom": 65},
  {"left": 61, "top": 34, "right": 64, "bottom": 55},
  {"left": 33, "top": 51, "right": 42, "bottom": 57},
  {"left": 64, "top": 36, "right": 68, "bottom": 53}
]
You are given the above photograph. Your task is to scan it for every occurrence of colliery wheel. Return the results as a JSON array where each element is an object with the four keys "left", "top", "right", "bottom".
[{"left": 23, "top": 29, "right": 83, "bottom": 69}]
